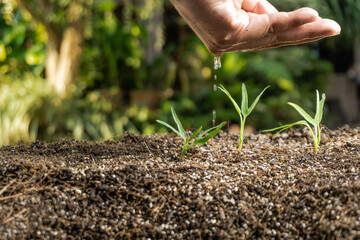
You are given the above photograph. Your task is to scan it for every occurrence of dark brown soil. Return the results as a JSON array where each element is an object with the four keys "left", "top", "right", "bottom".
[{"left": 0, "top": 126, "right": 360, "bottom": 239}]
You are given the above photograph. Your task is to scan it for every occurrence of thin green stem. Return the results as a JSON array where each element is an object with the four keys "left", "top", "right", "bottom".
[
  {"left": 181, "top": 140, "right": 188, "bottom": 158},
  {"left": 310, "top": 124, "right": 322, "bottom": 152},
  {"left": 314, "top": 124, "right": 321, "bottom": 152},
  {"left": 181, "top": 148, "right": 186, "bottom": 158},
  {"left": 238, "top": 116, "right": 246, "bottom": 149},
  {"left": 306, "top": 125, "right": 318, "bottom": 152},
  {"left": 314, "top": 125, "right": 318, "bottom": 151}
]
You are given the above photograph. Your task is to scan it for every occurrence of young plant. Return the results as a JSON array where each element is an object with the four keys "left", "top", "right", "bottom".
[
  {"left": 157, "top": 106, "right": 226, "bottom": 158},
  {"left": 263, "top": 90, "right": 326, "bottom": 152},
  {"left": 218, "top": 83, "right": 269, "bottom": 149}
]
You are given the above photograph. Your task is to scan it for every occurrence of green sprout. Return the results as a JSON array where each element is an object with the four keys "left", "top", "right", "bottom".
[
  {"left": 263, "top": 90, "right": 326, "bottom": 152},
  {"left": 218, "top": 83, "right": 269, "bottom": 150},
  {"left": 157, "top": 106, "right": 226, "bottom": 158}
]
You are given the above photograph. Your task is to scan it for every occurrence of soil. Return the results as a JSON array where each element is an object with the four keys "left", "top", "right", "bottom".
[{"left": 0, "top": 125, "right": 360, "bottom": 239}]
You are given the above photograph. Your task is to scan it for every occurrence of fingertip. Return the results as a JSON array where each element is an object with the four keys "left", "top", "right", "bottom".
[
  {"left": 304, "top": 15, "right": 341, "bottom": 36},
  {"left": 327, "top": 19, "right": 341, "bottom": 35},
  {"left": 300, "top": 7, "right": 319, "bottom": 18},
  {"left": 292, "top": 7, "right": 319, "bottom": 22},
  {"left": 313, "top": 18, "right": 341, "bottom": 36}
]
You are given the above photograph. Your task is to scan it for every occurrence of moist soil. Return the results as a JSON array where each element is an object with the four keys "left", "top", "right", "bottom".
[{"left": 0, "top": 126, "right": 360, "bottom": 240}]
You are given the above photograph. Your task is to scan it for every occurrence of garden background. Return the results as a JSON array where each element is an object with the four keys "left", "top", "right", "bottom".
[{"left": 0, "top": 0, "right": 359, "bottom": 146}]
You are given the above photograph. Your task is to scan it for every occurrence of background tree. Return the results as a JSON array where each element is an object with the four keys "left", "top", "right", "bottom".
[{"left": 17, "top": 0, "right": 92, "bottom": 96}]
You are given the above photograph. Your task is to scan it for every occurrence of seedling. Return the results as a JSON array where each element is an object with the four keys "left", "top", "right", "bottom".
[
  {"left": 218, "top": 83, "right": 269, "bottom": 149},
  {"left": 263, "top": 90, "right": 326, "bottom": 152},
  {"left": 157, "top": 106, "right": 226, "bottom": 158}
]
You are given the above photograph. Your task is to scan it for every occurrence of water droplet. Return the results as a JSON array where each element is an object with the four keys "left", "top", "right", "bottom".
[
  {"left": 214, "top": 56, "right": 222, "bottom": 70},
  {"left": 212, "top": 110, "right": 216, "bottom": 127},
  {"left": 212, "top": 73, "right": 218, "bottom": 126},
  {"left": 212, "top": 58, "right": 221, "bottom": 126}
]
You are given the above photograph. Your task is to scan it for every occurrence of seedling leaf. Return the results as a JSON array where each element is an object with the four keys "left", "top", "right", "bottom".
[
  {"left": 315, "top": 92, "right": 326, "bottom": 124},
  {"left": 156, "top": 120, "right": 180, "bottom": 136},
  {"left": 316, "top": 90, "right": 320, "bottom": 117},
  {"left": 218, "top": 84, "right": 242, "bottom": 116},
  {"left": 247, "top": 86, "right": 270, "bottom": 116},
  {"left": 288, "top": 102, "right": 315, "bottom": 125},
  {"left": 195, "top": 121, "right": 226, "bottom": 145},
  {"left": 188, "top": 126, "right": 202, "bottom": 142},
  {"left": 262, "top": 120, "right": 309, "bottom": 135},
  {"left": 197, "top": 123, "right": 221, "bottom": 139},
  {"left": 171, "top": 106, "right": 186, "bottom": 140},
  {"left": 241, "top": 83, "right": 249, "bottom": 115}
]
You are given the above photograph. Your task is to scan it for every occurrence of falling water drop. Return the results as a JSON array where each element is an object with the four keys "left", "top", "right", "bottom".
[
  {"left": 212, "top": 56, "right": 221, "bottom": 126},
  {"left": 212, "top": 110, "right": 216, "bottom": 127},
  {"left": 212, "top": 75, "right": 217, "bottom": 126},
  {"left": 214, "top": 56, "right": 222, "bottom": 70}
]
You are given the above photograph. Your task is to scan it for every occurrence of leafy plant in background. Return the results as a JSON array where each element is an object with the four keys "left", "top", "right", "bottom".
[
  {"left": 0, "top": 75, "right": 162, "bottom": 146},
  {"left": 263, "top": 90, "right": 326, "bottom": 152},
  {"left": 0, "top": 74, "right": 51, "bottom": 146},
  {"left": 157, "top": 106, "right": 226, "bottom": 158},
  {"left": 218, "top": 84, "right": 269, "bottom": 149}
]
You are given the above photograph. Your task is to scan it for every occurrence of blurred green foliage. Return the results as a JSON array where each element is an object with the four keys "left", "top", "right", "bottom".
[
  {"left": 324, "top": 0, "right": 360, "bottom": 37},
  {"left": 82, "top": 0, "right": 146, "bottom": 89},
  {"left": 0, "top": 75, "right": 160, "bottom": 146},
  {"left": 0, "top": 0, "right": 343, "bottom": 146},
  {"left": 0, "top": 0, "right": 46, "bottom": 80},
  {"left": 0, "top": 74, "right": 49, "bottom": 145}
]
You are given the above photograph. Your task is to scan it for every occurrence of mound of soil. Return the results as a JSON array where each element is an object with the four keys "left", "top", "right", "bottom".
[{"left": 0, "top": 126, "right": 360, "bottom": 239}]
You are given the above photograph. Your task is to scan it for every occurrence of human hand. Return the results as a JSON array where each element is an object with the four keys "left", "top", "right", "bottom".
[{"left": 170, "top": 0, "right": 341, "bottom": 55}]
